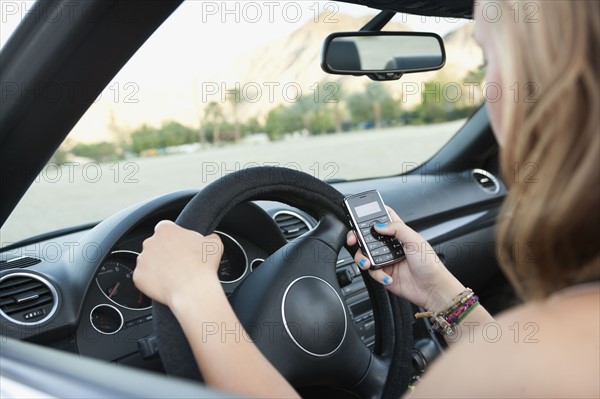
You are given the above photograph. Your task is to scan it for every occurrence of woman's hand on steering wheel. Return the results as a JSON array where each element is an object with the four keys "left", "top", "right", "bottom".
[{"left": 133, "top": 220, "right": 224, "bottom": 308}]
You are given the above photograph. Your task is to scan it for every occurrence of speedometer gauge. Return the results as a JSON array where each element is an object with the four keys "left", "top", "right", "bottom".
[
  {"left": 216, "top": 231, "right": 248, "bottom": 283},
  {"left": 96, "top": 250, "right": 151, "bottom": 310}
]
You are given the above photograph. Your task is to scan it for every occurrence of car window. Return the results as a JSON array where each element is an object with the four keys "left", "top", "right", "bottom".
[{"left": 1, "top": 1, "right": 483, "bottom": 247}]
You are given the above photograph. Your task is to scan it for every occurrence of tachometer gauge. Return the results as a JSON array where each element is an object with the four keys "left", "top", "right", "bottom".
[{"left": 96, "top": 250, "right": 151, "bottom": 310}]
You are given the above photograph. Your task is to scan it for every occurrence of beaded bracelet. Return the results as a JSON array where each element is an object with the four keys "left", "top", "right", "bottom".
[
  {"left": 445, "top": 295, "right": 479, "bottom": 325},
  {"left": 415, "top": 288, "right": 480, "bottom": 335}
]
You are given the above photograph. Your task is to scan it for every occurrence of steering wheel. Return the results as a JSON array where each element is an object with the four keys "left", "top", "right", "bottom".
[{"left": 153, "top": 167, "right": 413, "bottom": 399}]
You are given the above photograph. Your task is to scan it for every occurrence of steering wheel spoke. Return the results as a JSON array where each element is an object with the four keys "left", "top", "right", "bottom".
[{"left": 349, "top": 353, "right": 392, "bottom": 399}]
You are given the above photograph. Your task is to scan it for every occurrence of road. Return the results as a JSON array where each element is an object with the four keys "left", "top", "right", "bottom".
[{"left": 1, "top": 120, "right": 463, "bottom": 246}]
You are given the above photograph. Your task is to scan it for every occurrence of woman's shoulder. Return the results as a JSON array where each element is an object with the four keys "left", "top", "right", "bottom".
[
  {"left": 410, "top": 284, "right": 600, "bottom": 398},
  {"left": 488, "top": 285, "right": 599, "bottom": 395},
  {"left": 497, "top": 282, "right": 600, "bottom": 346}
]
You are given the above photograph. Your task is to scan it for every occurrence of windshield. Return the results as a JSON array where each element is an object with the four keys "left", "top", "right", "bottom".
[{"left": 1, "top": 1, "right": 483, "bottom": 247}]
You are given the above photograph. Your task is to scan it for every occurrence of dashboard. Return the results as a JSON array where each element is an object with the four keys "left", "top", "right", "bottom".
[
  {"left": 0, "top": 169, "right": 511, "bottom": 376},
  {"left": 74, "top": 199, "right": 377, "bottom": 370}
]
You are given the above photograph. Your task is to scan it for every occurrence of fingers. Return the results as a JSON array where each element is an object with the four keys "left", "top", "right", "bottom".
[
  {"left": 154, "top": 219, "right": 176, "bottom": 232},
  {"left": 347, "top": 206, "right": 401, "bottom": 245},
  {"left": 368, "top": 268, "right": 393, "bottom": 286},
  {"left": 353, "top": 247, "right": 368, "bottom": 270},
  {"left": 385, "top": 206, "right": 401, "bottom": 222},
  {"left": 346, "top": 230, "right": 357, "bottom": 246},
  {"left": 204, "top": 233, "right": 225, "bottom": 257},
  {"left": 353, "top": 249, "right": 393, "bottom": 286},
  {"left": 146, "top": 221, "right": 223, "bottom": 260},
  {"left": 373, "top": 218, "right": 425, "bottom": 249}
]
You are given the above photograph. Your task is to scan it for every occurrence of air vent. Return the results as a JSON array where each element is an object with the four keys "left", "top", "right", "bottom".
[
  {"left": 0, "top": 273, "right": 58, "bottom": 325},
  {"left": 0, "top": 256, "right": 42, "bottom": 272},
  {"left": 274, "top": 211, "right": 312, "bottom": 241},
  {"left": 473, "top": 169, "right": 500, "bottom": 194}
]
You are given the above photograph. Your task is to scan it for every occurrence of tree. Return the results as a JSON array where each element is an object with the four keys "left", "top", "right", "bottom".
[
  {"left": 462, "top": 66, "right": 486, "bottom": 108},
  {"left": 242, "top": 117, "right": 263, "bottom": 135},
  {"left": 160, "top": 121, "right": 197, "bottom": 146},
  {"left": 310, "top": 108, "right": 335, "bottom": 134},
  {"left": 262, "top": 81, "right": 344, "bottom": 138},
  {"left": 294, "top": 95, "right": 320, "bottom": 133},
  {"left": 49, "top": 146, "right": 69, "bottom": 164},
  {"left": 313, "top": 81, "right": 343, "bottom": 133},
  {"left": 203, "top": 101, "right": 224, "bottom": 145},
  {"left": 226, "top": 86, "right": 243, "bottom": 143},
  {"left": 130, "top": 125, "right": 161, "bottom": 153},
  {"left": 128, "top": 121, "right": 199, "bottom": 154},
  {"left": 71, "top": 142, "right": 119, "bottom": 163},
  {"left": 107, "top": 109, "right": 127, "bottom": 153},
  {"left": 365, "top": 83, "right": 399, "bottom": 127},
  {"left": 265, "top": 105, "right": 303, "bottom": 140},
  {"left": 347, "top": 92, "right": 373, "bottom": 126},
  {"left": 330, "top": 81, "right": 344, "bottom": 133},
  {"left": 347, "top": 83, "right": 399, "bottom": 128},
  {"left": 411, "top": 81, "right": 456, "bottom": 124}
]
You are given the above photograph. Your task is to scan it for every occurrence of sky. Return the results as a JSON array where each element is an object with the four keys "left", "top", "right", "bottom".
[{"left": 0, "top": 1, "right": 468, "bottom": 142}]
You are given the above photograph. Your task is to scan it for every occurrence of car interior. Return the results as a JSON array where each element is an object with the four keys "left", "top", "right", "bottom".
[{"left": 0, "top": 1, "right": 519, "bottom": 398}]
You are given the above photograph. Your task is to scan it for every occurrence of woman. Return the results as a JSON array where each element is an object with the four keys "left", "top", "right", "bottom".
[{"left": 133, "top": 1, "right": 599, "bottom": 397}]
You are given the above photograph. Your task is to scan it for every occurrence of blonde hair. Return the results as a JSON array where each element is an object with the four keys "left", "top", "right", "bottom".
[{"left": 490, "top": 0, "right": 600, "bottom": 299}]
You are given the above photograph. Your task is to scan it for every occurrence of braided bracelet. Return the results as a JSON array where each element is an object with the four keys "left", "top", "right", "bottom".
[{"left": 415, "top": 288, "right": 480, "bottom": 335}]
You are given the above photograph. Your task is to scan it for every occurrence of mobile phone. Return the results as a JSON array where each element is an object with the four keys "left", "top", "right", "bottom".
[{"left": 343, "top": 190, "right": 405, "bottom": 269}]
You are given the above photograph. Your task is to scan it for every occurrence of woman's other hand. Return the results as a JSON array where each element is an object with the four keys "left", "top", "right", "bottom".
[{"left": 347, "top": 207, "right": 465, "bottom": 313}]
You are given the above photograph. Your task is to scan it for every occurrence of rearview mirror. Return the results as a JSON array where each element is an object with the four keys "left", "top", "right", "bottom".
[{"left": 321, "top": 32, "right": 446, "bottom": 81}]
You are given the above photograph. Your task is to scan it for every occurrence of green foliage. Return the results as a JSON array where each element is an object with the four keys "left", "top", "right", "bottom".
[
  {"left": 265, "top": 105, "right": 304, "bottom": 140},
  {"left": 413, "top": 81, "right": 452, "bottom": 124},
  {"left": 406, "top": 72, "right": 484, "bottom": 125},
  {"left": 129, "top": 121, "right": 197, "bottom": 154},
  {"left": 347, "top": 83, "right": 400, "bottom": 127},
  {"left": 464, "top": 65, "right": 486, "bottom": 84},
  {"left": 203, "top": 101, "right": 225, "bottom": 144},
  {"left": 71, "top": 141, "right": 120, "bottom": 163},
  {"left": 80, "top": 69, "right": 486, "bottom": 157},
  {"left": 49, "top": 147, "right": 69, "bottom": 164},
  {"left": 129, "top": 125, "right": 160, "bottom": 153},
  {"left": 264, "top": 82, "right": 344, "bottom": 138},
  {"left": 216, "top": 121, "right": 237, "bottom": 142},
  {"left": 242, "top": 117, "right": 263, "bottom": 135},
  {"left": 310, "top": 108, "right": 336, "bottom": 134},
  {"left": 346, "top": 92, "right": 373, "bottom": 125}
]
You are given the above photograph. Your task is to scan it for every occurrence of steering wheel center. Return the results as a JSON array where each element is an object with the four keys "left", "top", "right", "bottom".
[{"left": 281, "top": 276, "right": 348, "bottom": 357}]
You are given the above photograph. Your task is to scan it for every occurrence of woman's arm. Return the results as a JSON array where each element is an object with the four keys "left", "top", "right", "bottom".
[
  {"left": 133, "top": 220, "right": 299, "bottom": 398},
  {"left": 170, "top": 278, "right": 299, "bottom": 398}
]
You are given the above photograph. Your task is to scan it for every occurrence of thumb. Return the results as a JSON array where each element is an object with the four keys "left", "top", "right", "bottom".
[{"left": 373, "top": 219, "right": 427, "bottom": 249}]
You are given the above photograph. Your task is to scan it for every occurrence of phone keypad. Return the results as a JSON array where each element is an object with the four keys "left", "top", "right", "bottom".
[{"left": 356, "top": 216, "right": 404, "bottom": 266}]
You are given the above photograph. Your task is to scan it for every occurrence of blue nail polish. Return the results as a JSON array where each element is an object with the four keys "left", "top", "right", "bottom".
[
  {"left": 359, "top": 259, "right": 367, "bottom": 268},
  {"left": 375, "top": 223, "right": 387, "bottom": 229},
  {"left": 383, "top": 276, "right": 390, "bottom": 284}
]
